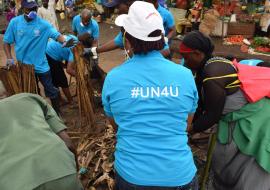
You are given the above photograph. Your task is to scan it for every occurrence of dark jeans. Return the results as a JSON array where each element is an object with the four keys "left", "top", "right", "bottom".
[
  {"left": 115, "top": 172, "right": 199, "bottom": 190},
  {"left": 36, "top": 71, "right": 59, "bottom": 99},
  {"left": 46, "top": 54, "right": 69, "bottom": 88}
]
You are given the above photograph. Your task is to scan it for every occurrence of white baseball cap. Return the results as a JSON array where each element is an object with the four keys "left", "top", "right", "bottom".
[{"left": 115, "top": 1, "right": 165, "bottom": 42}]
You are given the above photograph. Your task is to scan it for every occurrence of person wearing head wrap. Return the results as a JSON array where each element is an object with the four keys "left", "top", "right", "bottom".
[
  {"left": 179, "top": 30, "right": 214, "bottom": 71},
  {"left": 180, "top": 31, "right": 270, "bottom": 190},
  {"left": 179, "top": 31, "right": 214, "bottom": 124}
]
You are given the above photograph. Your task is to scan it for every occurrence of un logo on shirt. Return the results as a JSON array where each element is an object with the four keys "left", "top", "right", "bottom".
[
  {"left": 34, "top": 29, "right": 41, "bottom": 37},
  {"left": 17, "top": 30, "right": 24, "bottom": 36}
]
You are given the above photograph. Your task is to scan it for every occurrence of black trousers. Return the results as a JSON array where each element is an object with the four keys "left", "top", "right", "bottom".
[
  {"left": 46, "top": 54, "right": 69, "bottom": 88},
  {"left": 115, "top": 171, "right": 199, "bottom": 190}
]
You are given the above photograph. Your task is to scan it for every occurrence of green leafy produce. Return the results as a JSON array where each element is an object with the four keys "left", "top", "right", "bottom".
[{"left": 252, "top": 37, "right": 270, "bottom": 47}]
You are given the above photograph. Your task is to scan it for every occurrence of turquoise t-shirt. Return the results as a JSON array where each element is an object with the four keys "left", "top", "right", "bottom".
[
  {"left": 3, "top": 15, "right": 60, "bottom": 73},
  {"left": 239, "top": 59, "right": 263, "bottom": 66},
  {"left": 157, "top": 4, "right": 175, "bottom": 36},
  {"left": 46, "top": 40, "right": 74, "bottom": 62},
  {"left": 114, "top": 32, "right": 170, "bottom": 50},
  {"left": 72, "top": 15, "right": 99, "bottom": 39},
  {"left": 102, "top": 51, "right": 198, "bottom": 186}
]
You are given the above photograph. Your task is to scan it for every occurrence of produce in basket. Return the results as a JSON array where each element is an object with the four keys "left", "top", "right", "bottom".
[
  {"left": 224, "top": 35, "right": 244, "bottom": 45},
  {"left": 251, "top": 37, "right": 270, "bottom": 54},
  {"left": 252, "top": 37, "right": 270, "bottom": 47},
  {"left": 255, "top": 46, "right": 270, "bottom": 54}
]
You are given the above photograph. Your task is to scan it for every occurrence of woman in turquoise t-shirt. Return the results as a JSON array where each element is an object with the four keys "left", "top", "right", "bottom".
[{"left": 102, "top": 2, "right": 199, "bottom": 190}]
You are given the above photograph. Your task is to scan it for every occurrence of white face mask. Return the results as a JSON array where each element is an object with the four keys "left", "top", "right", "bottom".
[
  {"left": 123, "top": 31, "right": 131, "bottom": 60},
  {"left": 124, "top": 48, "right": 130, "bottom": 60}
]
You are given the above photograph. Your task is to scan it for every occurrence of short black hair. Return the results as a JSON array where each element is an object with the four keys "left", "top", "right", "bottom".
[
  {"left": 257, "top": 61, "right": 270, "bottom": 68},
  {"left": 78, "top": 33, "right": 93, "bottom": 48},
  {"left": 119, "top": 0, "right": 135, "bottom": 6},
  {"left": 10, "top": 1, "right": 16, "bottom": 8},
  {"left": 125, "top": 30, "right": 165, "bottom": 55}
]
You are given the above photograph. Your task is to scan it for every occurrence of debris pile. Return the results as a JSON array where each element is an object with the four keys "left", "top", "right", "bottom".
[{"left": 77, "top": 123, "right": 116, "bottom": 190}]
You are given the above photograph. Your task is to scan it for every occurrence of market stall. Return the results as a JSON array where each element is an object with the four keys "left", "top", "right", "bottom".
[{"left": 167, "top": 0, "right": 270, "bottom": 60}]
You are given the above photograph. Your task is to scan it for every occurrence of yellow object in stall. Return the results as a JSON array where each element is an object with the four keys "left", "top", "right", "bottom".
[{"left": 60, "top": 12, "right": 66, "bottom": 20}]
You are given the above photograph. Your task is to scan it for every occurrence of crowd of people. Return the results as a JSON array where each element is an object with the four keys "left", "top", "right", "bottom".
[{"left": 1, "top": 0, "right": 270, "bottom": 190}]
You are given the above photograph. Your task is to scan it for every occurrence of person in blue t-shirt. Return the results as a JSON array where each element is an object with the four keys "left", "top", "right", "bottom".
[
  {"left": 239, "top": 59, "right": 263, "bottom": 66},
  {"left": 46, "top": 35, "right": 77, "bottom": 104},
  {"left": 102, "top": 2, "right": 199, "bottom": 190},
  {"left": 3, "top": 0, "right": 72, "bottom": 114},
  {"left": 146, "top": 0, "right": 176, "bottom": 43},
  {"left": 72, "top": 8, "right": 99, "bottom": 48},
  {"left": 87, "top": 0, "right": 170, "bottom": 58}
]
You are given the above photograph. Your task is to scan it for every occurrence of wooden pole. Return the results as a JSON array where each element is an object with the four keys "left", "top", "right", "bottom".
[{"left": 200, "top": 133, "right": 217, "bottom": 190}]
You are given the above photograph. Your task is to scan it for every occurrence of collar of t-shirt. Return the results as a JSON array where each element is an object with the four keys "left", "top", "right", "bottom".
[{"left": 132, "top": 50, "right": 163, "bottom": 60}]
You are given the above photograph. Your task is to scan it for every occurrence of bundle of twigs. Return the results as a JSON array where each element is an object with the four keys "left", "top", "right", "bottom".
[
  {"left": 77, "top": 123, "right": 116, "bottom": 190},
  {"left": 0, "top": 63, "right": 37, "bottom": 96},
  {"left": 73, "top": 45, "right": 95, "bottom": 128}
]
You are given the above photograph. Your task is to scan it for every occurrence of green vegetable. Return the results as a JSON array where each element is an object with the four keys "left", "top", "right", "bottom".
[{"left": 252, "top": 37, "right": 270, "bottom": 48}]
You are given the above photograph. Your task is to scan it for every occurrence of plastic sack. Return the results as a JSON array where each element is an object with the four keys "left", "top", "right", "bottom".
[{"left": 233, "top": 60, "right": 270, "bottom": 102}]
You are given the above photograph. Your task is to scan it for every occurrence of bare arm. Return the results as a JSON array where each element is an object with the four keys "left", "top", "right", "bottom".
[
  {"left": 166, "top": 27, "right": 176, "bottom": 41},
  {"left": 66, "top": 61, "right": 76, "bottom": 76},
  {"left": 160, "top": 48, "right": 170, "bottom": 58},
  {"left": 187, "top": 114, "right": 194, "bottom": 133},
  {"left": 92, "top": 39, "right": 98, "bottom": 48},
  {"left": 57, "top": 129, "right": 79, "bottom": 171},
  {"left": 96, "top": 40, "right": 119, "bottom": 54},
  {"left": 4, "top": 43, "right": 12, "bottom": 59}
]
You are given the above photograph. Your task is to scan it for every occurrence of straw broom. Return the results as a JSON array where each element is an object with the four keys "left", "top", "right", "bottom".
[
  {"left": 73, "top": 45, "right": 96, "bottom": 128},
  {"left": 0, "top": 63, "right": 37, "bottom": 96}
]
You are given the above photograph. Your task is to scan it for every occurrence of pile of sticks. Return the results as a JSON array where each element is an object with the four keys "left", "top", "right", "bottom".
[
  {"left": 77, "top": 123, "right": 115, "bottom": 190},
  {"left": 73, "top": 45, "right": 95, "bottom": 128},
  {"left": 0, "top": 63, "right": 37, "bottom": 96}
]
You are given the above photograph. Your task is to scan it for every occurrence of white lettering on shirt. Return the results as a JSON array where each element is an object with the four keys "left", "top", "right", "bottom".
[{"left": 131, "top": 86, "right": 179, "bottom": 98}]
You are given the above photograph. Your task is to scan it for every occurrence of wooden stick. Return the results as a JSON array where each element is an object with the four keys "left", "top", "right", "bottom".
[{"left": 200, "top": 133, "right": 217, "bottom": 190}]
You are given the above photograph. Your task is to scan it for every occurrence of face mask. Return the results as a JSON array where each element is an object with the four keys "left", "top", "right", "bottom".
[
  {"left": 124, "top": 48, "right": 130, "bottom": 60},
  {"left": 25, "top": 11, "right": 37, "bottom": 20},
  {"left": 80, "top": 22, "right": 90, "bottom": 27}
]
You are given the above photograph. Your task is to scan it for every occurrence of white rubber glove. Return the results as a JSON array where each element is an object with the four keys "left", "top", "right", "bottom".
[{"left": 91, "top": 47, "right": 98, "bottom": 60}]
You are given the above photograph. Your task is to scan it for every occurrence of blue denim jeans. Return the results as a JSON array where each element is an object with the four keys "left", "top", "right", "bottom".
[
  {"left": 115, "top": 172, "right": 199, "bottom": 190},
  {"left": 36, "top": 71, "right": 59, "bottom": 99}
]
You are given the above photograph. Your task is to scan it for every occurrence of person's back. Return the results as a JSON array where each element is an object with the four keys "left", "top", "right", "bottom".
[
  {"left": 0, "top": 93, "right": 77, "bottom": 190},
  {"left": 103, "top": 51, "right": 198, "bottom": 186},
  {"left": 46, "top": 40, "right": 73, "bottom": 62},
  {"left": 102, "top": 3, "right": 198, "bottom": 189}
]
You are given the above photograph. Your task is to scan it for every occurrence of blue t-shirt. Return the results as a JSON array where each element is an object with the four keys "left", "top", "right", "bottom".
[
  {"left": 157, "top": 4, "right": 175, "bottom": 36},
  {"left": 114, "top": 32, "right": 170, "bottom": 50},
  {"left": 46, "top": 40, "right": 74, "bottom": 62},
  {"left": 102, "top": 51, "right": 198, "bottom": 186},
  {"left": 3, "top": 15, "right": 60, "bottom": 73},
  {"left": 239, "top": 59, "right": 263, "bottom": 66},
  {"left": 72, "top": 15, "right": 99, "bottom": 39}
]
